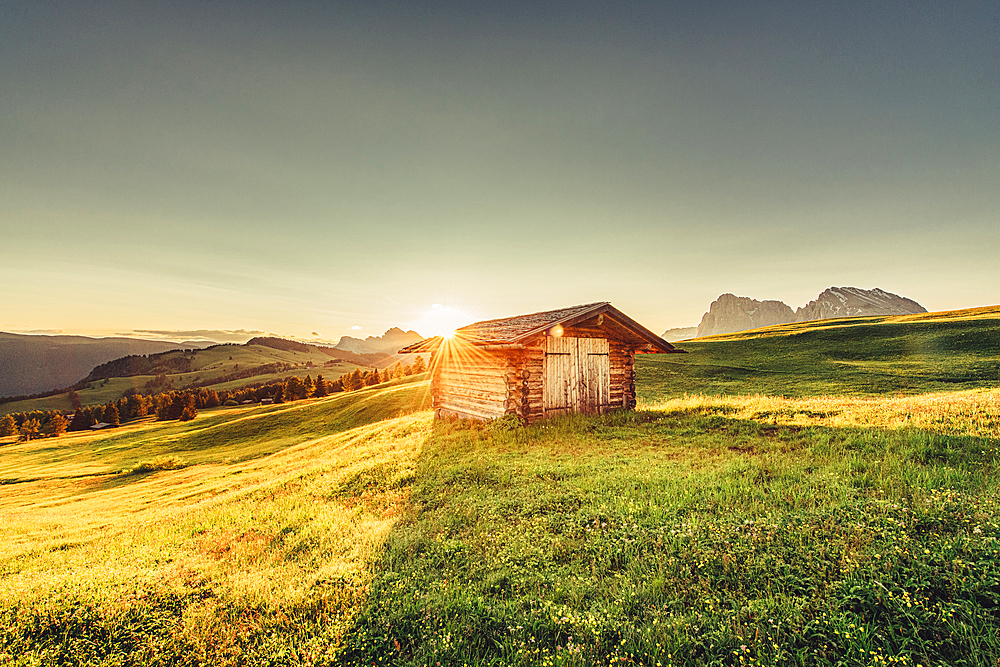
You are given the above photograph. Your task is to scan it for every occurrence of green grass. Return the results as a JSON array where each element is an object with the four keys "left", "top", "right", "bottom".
[
  {"left": 339, "top": 407, "right": 1000, "bottom": 667},
  {"left": 1, "top": 378, "right": 434, "bottom": 667},
  {"left": 0, "top": 375, "right": 431, "bottom": 484},
  {"left": 4, "top": 386, "right": 999, "bottom": 665},
  {"left": 638, "top": 306, "right": 1000, "bottom": 400},
  {"left": 3, "top": 307, "right": 1000, "bottom": 666}
]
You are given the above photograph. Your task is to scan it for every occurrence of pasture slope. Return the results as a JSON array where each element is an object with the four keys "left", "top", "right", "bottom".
[
  {"left": 2, "top": 306, "right": 1000, "bottom": 666},
  {"left": 0, "top": 341, "right": 376, "bottom": 416},
  {"left": 637, "top": 305, "right": 1000, "bottom": 398}
]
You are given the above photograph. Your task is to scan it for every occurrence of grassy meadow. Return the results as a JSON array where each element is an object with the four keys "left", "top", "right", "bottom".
[
  {"left": 2, "top": 307, "right": 1000, "bottom": 665},
  {"left": 637, "top": 306, "right": 1000, "bottom": 399},
  {"left": 1, "top": 377, "right": 433, "bottom": 665}
]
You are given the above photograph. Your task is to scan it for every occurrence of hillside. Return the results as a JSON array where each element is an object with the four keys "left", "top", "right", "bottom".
[
  {"left": 0, "top": 340, "right": 379, "bottom": 416},
  {"left": 245, "top": 337, "right": 397, "bottom": 367},
  {"left": 0, "top": 332, "right": 213, "bottom": 398},
  {"left": 641, "top": 305, "right": 1000, "bottom": 400},
  {"left": 3, "top": 368, "right": 999, "bottom": 665}
]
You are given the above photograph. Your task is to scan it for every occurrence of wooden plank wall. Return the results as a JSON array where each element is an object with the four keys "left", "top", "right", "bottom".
[
  {"left": 520, "top": 324, "right": 635, "bottom": 424},
  {"left": 541, "top": 337, "right": 610, "bottom": 416},
  {"left": 561, "top": 324, "right": 635, "bottom": 409}
]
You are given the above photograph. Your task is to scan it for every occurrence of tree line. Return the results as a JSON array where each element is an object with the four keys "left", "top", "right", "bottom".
[{"left": 0, "top": 357, "right": 426, "bottom": 442}]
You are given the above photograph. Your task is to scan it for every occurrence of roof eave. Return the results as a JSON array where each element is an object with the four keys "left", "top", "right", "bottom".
[{"left": 398, "top": 336, "right": 443, "bottom": 354}]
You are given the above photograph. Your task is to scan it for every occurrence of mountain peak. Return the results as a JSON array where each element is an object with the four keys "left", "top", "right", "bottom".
[
  {"left": 697, "top": 294, "right": 796, "bottom": 337},
  {"left": 695, "top": 287, "right": 926, "bottom": 337}
]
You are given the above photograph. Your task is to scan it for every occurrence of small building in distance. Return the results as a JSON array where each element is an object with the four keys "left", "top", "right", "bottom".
[{"left": 399, "top": 302, "right": 683, "bottom": 424}]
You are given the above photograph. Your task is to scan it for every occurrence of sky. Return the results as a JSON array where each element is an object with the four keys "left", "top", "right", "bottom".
[{"left": 2, "top": 1, "right": 998, "bottom": 343}]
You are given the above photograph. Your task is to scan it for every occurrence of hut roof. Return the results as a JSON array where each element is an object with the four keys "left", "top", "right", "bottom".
[{"left": 400, "top": 302, "right": 682, "bottom": 354}]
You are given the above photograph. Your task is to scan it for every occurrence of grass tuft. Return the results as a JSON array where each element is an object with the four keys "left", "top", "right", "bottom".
[{"left": 125, "top": 455, "right": 186, "bottom": 475}]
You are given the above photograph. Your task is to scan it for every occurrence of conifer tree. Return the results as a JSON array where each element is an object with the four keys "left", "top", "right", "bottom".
[
  {"left": 412, "top": 355, "right": 426, "bottom": 374},
  {"left": 347, "top": 369, "right": 363, "bottom": 391},
  {"left": 126, "top": 394, "right": 145, "bottom": 420},
  {"left": 116, "top": 398, "right": 130, "bottom": 423},
  {"left": 314, "top": 375, "right": 328, "bottom": 397},
  {"left": 68, "top": 410, "right": 85, "bottom": 432},
  {"left": 204, "top": 390, "right": 220, "bottom": 408},
  {"left": 168, "top": 393, "right": 190, "bottom": 420},
  {"left": 303, "top": 374, "right": 315, "bottom": 398},
  {"left": 285, "top": 376, "right": 305, "bottom": 401},
  {"left": 70, "top": 407, "right": 98, "bottom": 430},
  {"left": 156, "top": 394, "right": 172, "bottom": 421}
]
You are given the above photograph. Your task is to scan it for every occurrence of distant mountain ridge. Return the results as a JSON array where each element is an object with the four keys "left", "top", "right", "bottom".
[
  {"left": 696, "top": 287, "right": 927, "bottom": 337},
  {"left": 0, "top": 333, "right": 214, "bottom": 398},
  {"left": 334, "top": 327, "right": 423, "bottom": 354},
  {"left": 245, "top": 337, "right": 400, "bottom": 368},
  {"left": 660, "top": 326, "right": 699, "bottom": 342},
  {"left": 795, "top": 287, "right": 927, "bottom": 322}
]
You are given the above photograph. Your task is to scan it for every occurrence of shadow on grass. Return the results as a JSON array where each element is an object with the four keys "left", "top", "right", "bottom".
[{"left": 335, "top": 407, "right": 1000, "bottom": 667}]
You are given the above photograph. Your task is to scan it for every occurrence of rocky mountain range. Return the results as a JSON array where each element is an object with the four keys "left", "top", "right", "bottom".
[
  {"left": 334, "top": 327, "right": 424, "bottom": 355},
  {"left": 695, "top": 287, "right": 927, "bottom": 337},
  {"left": 696, "top": 297, "right": 796, "bottom": 338}
]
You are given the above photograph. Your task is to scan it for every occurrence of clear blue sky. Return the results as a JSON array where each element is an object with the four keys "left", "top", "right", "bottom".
[{"left": 2, "top": 1, "right": 998, "bottom": 342}]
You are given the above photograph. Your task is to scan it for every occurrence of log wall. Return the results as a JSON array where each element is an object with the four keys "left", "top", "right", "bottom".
[{"left": 432, "top": 348, "right": 516, "bottom": 421}]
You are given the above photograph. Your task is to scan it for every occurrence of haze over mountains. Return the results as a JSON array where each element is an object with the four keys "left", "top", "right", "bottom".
[
  {"left": 333, "top": 327, "right": 423, "bottom": 355},
  {"left": 695, "top": 287, "right": 928, "bottom": 337},
  {"left": 0, "top": 327, "right": 428, "bottom": 400},
  {"left": 0, "top": 333, "right": 215, "bottom": 398}
]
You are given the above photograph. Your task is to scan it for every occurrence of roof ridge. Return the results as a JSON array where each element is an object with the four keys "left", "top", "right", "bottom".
[{"left": 457, "top": 302, "right": 609, "bottom": 330}]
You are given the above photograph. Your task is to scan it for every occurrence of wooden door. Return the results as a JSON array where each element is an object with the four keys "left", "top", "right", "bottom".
[{"left": 543, "top": 337, "right": 610, "bottom": 416}]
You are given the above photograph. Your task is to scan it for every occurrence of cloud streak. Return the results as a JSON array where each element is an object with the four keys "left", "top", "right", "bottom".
[
  {"left": 124, "top": 329, "right": 269, "bottom": 343},
  {"left": 10, "top": 329, "right": 67, "bottom": 335}
]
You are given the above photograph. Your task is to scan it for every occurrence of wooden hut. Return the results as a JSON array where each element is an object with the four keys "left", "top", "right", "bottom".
[{"left": 399, "top": 302, "right": 683, "bottom": 424}]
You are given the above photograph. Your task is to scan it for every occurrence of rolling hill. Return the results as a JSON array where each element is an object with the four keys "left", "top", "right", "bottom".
[
  {"left": 0, "top": 332, "right": 215, "bottom": 398},
  {"left": 0, "top": 336, "right": 408, "bottom": 416},
  {"left": 640, "top": 305, "right": 1000, "bottom": 400}
]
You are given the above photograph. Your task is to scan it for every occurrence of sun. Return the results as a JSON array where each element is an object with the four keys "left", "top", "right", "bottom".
[{"left": 417, "top": 304, "right": 473, "bottom": 339}]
